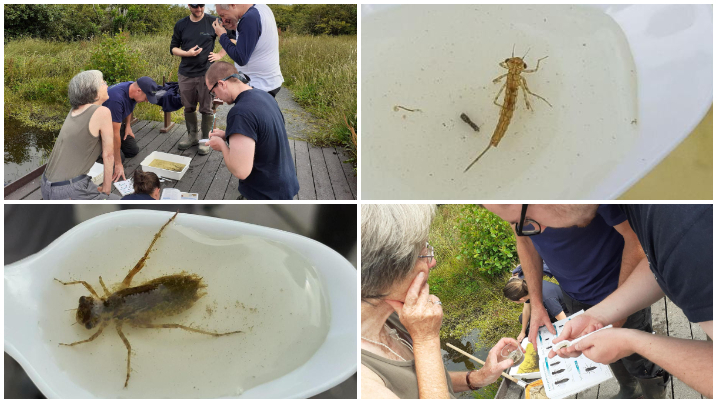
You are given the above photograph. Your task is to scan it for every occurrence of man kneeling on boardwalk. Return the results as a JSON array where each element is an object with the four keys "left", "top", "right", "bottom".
[{"left": 204, "top": 61, "right": 299, "bottom": 200}]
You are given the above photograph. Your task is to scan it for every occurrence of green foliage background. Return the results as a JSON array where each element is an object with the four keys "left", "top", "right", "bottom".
[{"left": 456, "top": 205, "right": 518, "bottom": 277}]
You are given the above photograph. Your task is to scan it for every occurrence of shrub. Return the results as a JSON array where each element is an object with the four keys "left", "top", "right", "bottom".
[
  {"left": 456, "top": 205, "right": 517, "bottom": 277},
  {"left": 86, "top": 31, "right": 145, "bottom": 85}
]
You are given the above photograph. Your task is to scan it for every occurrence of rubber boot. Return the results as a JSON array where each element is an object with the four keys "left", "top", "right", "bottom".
[
  {"left": 178, "top": 112, "right": 199, "bottom": 150},
  {"left": 636, "top": 371, "right": 668, "bottom": 399},
  {"left": 199, "top": 113, "right": 213, "bottom": 155},
  {"left": 609, "top": 361, "right": 642, "bottom": 399}
]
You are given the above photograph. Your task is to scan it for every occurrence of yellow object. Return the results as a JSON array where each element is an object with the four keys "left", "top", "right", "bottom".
[
  {"left": 517, "top": 342, "right": 539, "bottom": 374},
  {"left": 620, "top": 106, "right": 712, "bottom": 199},
  {"left": 525, "top": 379, "right": 547, "bottom": 399},
  {"left": 148, "top": 159, "right": 186, "bottom": 172}
]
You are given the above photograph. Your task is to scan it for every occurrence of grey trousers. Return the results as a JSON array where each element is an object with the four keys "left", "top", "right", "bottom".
[
  {"left": 41, "top": 175, "right": 120, "bottom": 200},
  {"left": 178, "top": 73, "right": 213, "bottom": 114}
]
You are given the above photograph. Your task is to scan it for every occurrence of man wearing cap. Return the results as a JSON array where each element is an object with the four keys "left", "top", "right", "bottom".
[
  {"left": 212, "top": 4, "right": 284, "bottom": 97},
  {"left": 101, "top": 76, "right": 159, "bottom": 181},
  {"left": 170, "top": 4, "right": 225, "bottom": 155},
  {"left": 204, "top": 61, "right": 298, "bottom": 200}
]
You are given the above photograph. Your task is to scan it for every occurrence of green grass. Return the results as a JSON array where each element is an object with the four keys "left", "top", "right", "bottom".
[
  {"left": 428, "top": 204, "right": 559, "bottom": 398},
  {"left": 4, "top": 33, "right": 357, "bottom": 160}
]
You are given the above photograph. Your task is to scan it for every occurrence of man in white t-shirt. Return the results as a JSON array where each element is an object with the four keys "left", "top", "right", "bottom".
[{"left": 212, "top": 4, "right": 284, "bottom": 97}]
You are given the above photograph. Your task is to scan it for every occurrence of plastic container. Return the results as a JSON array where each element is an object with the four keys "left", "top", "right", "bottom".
[{"left": 140, "top": 151, "right": 192, "bottom": 181}]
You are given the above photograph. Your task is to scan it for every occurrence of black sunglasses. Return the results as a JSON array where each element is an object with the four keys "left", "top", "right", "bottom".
[
  {"left": 515, "top": 204, "right": 542, "bottom": 236},
  {"left": 189, "top": 5, "right": 205, "bottom": 9}
]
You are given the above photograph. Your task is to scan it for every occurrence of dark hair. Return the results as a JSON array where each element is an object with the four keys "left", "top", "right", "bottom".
[
  {"left": 133, "top": 169, "right": 160, "bottom": 195},
  {"left": 503, "top": 277, "right": 529, "bottom": 301}
]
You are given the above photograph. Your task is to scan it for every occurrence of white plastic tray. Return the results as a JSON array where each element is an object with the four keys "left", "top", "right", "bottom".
[{"left": 140, "top": 151, "right": 192, "bottom": 181}]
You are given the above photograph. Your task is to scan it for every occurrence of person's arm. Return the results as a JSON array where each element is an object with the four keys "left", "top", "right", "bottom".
[
  {"left": 361, "top": 364, "right": 400, "bottom": 398},
  {"left": 123, "top": 114, "right": 134, "bottom": 139},
  {"left": 515, "top": 233, "right": 554, "bottom": 347},
  {"left": 450, "top": 338, "right": 522, "bottom": 392},
  {"left": 700, "top": 320, "right": 713, "bottom": 340},
  {"left": 209, "top": 133, "right": 255, "bottom": 180},
  {"left": 217, "top": 14, "right": 260, "bottom": 65},
  {"left": 111, "top": 121, "right": 125, "bottom": 181},
  {"left": 572, "top": 328, "right": 712, "bottom": 398},
  {"left": 610, "top": 220, "right": 645, "bottom": 327},
  {"left": 518, "top": 302, "right": 530, "bottom": 342},
  {"left": 554, "top": 311, "right": 567, "bottom": 321},
  {"left": 94, "top": 107, "right": 115, "bottom": 194}
]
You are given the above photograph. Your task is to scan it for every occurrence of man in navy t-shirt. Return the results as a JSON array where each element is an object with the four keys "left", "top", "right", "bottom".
[
  {"left": 485, "top": 204, "right": 667, "bottom": 398},
  {"left": 102, "top": 76, "right": 160, "bottom": 181},
  {"left": 203, "top": 61, "right": 298, "bottom": 200}
]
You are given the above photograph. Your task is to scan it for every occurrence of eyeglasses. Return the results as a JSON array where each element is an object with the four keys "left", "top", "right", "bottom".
[
  {"left": 418, "top": 242, "right": 435, "bottom": 264},
  {"left": 515, "top": 204, "right": 542, "bottom": 236},
  {"left": 209, "top": 73, "right": 244, "bottom": 97},
  {"left": 189, "top": 5, "right": 205, "bottom": 9}
]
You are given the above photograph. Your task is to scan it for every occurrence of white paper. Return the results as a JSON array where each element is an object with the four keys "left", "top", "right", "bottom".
[
  {"left": 113, "top": 178, "right": 135, "bottom": 196},
  {"left": 160, "top": 188, "right": 198, "bottom": 200},
  {"left": 87, "top": 162, "right": 105, "bottom": 186},
  {"left": 535, "top": 310, "right": 614, "bottom": 399}
]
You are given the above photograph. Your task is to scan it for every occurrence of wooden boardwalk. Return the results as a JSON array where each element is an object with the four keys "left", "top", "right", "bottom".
[
  {"left": 5, "top": 120, "right": 357, "bottom": 200},
  {"left": 496, "top": 297, "right": 708, "bottom": 399}
]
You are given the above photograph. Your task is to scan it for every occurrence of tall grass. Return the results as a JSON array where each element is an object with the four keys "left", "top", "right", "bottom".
[{"left": 4, "top": 33, "right": 357, "bottom": 159}]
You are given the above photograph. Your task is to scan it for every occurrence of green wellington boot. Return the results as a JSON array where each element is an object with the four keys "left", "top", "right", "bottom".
[
  {"left": 199, "top": 113, "right": 213, "bottom": 155},
  {"left": 636, "top": 371, "right": 669, "bottom": 399},
  {"left": 178, "top": 112, "right": 199, "bottom": 150},
  {"left": 609, "top": 361, "right": 642, "bottom": 399}
]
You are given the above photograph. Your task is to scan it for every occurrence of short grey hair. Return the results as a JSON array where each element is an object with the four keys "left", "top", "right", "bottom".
[
  {"left": 361, "top": 204, "right": 436, "bottom": 302},
  {"left": 216, "top": 4, "right": 231, "bottom": 10},
  {"left": 68, "top": 70, "right": 104, "bottom": 109}
]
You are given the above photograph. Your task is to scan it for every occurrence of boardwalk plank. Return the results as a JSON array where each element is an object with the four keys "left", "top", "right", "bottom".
[
  {"left": 294, "top": 140, "right": 316, "bottom": 200},
  {"left": 666, "top": 298, "right": 701, "bottom": 399},
  {"left": 205, "top": 159, "right": 232, "bottom": 200},
  {"left": 24, "top": 188, "right": 43, "bottom": 200},
  {"left": 6, "top": 177, "right": 42, "bottom": 200},
  {"left": 651, "top": 298, "right": 668, "bottom": 336},
  {"left": 322, "top": 147, "right": 353, "bottom": 200},
  {"left": 190, "top": 149, "right": 224, "bottom": 198},
  {"left": 336, "top": 147, "right": 357, "bottom": 198},
  {"left": 224, "top": 175, "right": 242, "bottom": 200},
  {"left": 576, "top": 385, "right": 599, "bottom": 399},
  {"left": 309, "top": 143, "right": 334, "bottom": 199}
]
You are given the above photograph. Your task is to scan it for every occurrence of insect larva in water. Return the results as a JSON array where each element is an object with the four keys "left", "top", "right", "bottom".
[
  {"left": 464, "top": 45, "right": 552, "bottom": 172},
  {"left": 55, "top": 212, "right": 242, "bottom": 387}
]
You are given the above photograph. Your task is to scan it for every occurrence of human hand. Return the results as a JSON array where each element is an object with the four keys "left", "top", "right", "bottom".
[
  {"left": 528, "top": 305, "right": 555, "bottom": 348},
  {"left": 123, "top": 128, "right": 135, "bottom": 140},
  {"left": 548, "top": 313, "right": 605, "bottom": 359},
  {"left": 208, "top": 52, "right": 222, "bottom": 62},
  {"left": 205, "top": 136, "right": 226, "bottom": 151},
  {"left": 384, "top": 272, "right": 442, "bottom": 344},
  {"left": 212, "top": 19, "right": 227, "bottom": 37},
  {"left": 571, "top": 328, "right": 636, "bottom": 364},
  {"left": 97, "top": 185, "right": 110, "bottom": 195},
  {"left": 481, "top": 338, "right": 524, "bottom": 383},
  {"left": 112, "top": 162, "right": 126, "bottom": 182},
  {"left": 517, "top": 331, "right": 526, "bottom": 344},
  {"left": 209, "top": 129, "right": 226, "bottom": 139},
  {"left": 186, "top": 45, "right": 202, "bottom": 57}
]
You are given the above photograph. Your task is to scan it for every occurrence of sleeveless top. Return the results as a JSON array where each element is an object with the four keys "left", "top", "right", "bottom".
[
  {"left": 45, "top": 105, "right": 103, "bottom": 182},
  {"left": 234, "top": 4, "right": 284, "bottom": 91},
  {"left": 361, "top": 314, "right": 457, "bottom": 398}
]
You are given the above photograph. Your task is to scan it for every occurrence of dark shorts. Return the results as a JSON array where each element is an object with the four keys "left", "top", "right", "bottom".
[
  {"left": 561, "top": 290, "right": 665, "bottom": 379},
  {"left": 178, "top": 73, "right": 213, "bottom": 114},
  {"left": 267, "top": 86, "right": 281, "bottom": 98}
]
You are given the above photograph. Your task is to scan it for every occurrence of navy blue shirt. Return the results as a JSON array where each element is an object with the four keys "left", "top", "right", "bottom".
[
  {"left": 527, "top": 280, "right": 567, "bottom": 319},
  {"left": 121, "top": 193, "right": 156, "bottom": 200},
  {"left": 529, "top": 205, "right": 628, "bottom": 305},
  {"left": 219, "top": 5, "right": 261, "bottom": 66},
  {"left": 103, "top": 82, "right": 136, "bottom": 123},
  {"left": 226, "top": 89, "right": 299, "bottom": 200},
  {"left": 619, "top": 205, "right": 713, "bottom": 323}
]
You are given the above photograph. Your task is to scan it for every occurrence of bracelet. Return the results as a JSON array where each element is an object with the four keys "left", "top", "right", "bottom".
[{"left": 466, "top": 370, "right": 479, "bottom": 391}]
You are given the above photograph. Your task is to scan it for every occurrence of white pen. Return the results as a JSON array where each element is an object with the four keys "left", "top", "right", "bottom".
[{"left": 552, "top": 324, "right": 613, "bottom": 353}]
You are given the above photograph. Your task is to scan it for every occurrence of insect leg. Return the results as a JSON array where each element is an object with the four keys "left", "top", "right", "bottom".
[
  {"left": 54, "top": 278, "right": 103, "bottom": 301},
  {"left": 59, "top": 321, "right": 107, "bottom": 346},
  {"left": 121, "top": 211, "right": 179, "bottom": 289},
  {"left": 98, "top": 276, "right": 111, "bottom": 298},
  {"left": 523, "top": 56, "right": 549, "bottom": 73},
  {"left": 115, "top": 322, "right": 132, "bottom": 388},
  {"left": 520, "top": 77, "right": 552, "bottom": 107},
  {"left": 493, "top": 82, "right": 507, "bottom": 107},
  {"left": 133, "top": 322, "right": 242, "bottom": 336},
  {"left": 492, "top": 73, "right": 508, "bottom": 84}
]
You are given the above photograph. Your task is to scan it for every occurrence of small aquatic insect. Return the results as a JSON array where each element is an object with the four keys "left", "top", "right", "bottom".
[
  {"left": 464, "top": 46, "right": 552, "bottom": 172},
  {"left": 552, "top": 369, "right": 565, "bottom": 375},
  {"left": 555, "top": 378, "right": 570, "bottom": 385},
  {"left": 55, "top": 212, "right": 241, "bottom": 387},
  {"left": 585, "top": 366, "right": 597, "bottom": 373},
  {"left": 550, "top": 361, "right": 562, "bottom": 367}
]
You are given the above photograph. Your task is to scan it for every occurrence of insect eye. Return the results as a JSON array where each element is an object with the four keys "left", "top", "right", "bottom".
[
  {"left": 504, "top": 58, "right": 509, "bottom": 63},
  {"left": 524, "top": 63, "right": 527, "bottom": 68}
]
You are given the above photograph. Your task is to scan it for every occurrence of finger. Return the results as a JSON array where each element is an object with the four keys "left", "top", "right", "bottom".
[
  {"left": 548, "top": 350, "right": 556, "bottom": 359},
  {"left": 546, "top": 318, "right": 556, "bottom": 335},
  {"left": 404, "top": 272, "right": 425, "bottom": 307},
  {"left": 498, "top": 358, "right": 514, "bottom": 372},
  {"left": 528, "top": 324, "right": 538, "bottom": 348},
  {"left": 384, "top": 299, "right": 404, "bottom": 315}
]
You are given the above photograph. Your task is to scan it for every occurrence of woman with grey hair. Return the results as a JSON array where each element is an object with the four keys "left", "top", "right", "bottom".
[
  {"left": 361, "top": 204, "right": 522, "bottom": 398},
  {"left": 41, "top": 70, "right": 119, "bottom": 200}
]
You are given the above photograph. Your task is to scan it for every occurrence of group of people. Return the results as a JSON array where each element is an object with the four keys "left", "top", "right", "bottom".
[
  {"left": 41, "top": 4, "right": 299, "bottom": 200},
  {"left": 361, "top": 204, "right": 712, "bottom": 399}
]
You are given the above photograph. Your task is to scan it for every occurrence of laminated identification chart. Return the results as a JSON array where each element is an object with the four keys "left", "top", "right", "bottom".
[{"left": 536, "top": 311, "right": 614, "bottom": 399}]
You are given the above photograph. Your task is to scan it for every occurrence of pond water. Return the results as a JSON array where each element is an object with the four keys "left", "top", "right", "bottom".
[
  {"left": 440, "top": 329, "right": 493, "bottom": 398},
  {"left": 4, "top": 117, "right": 57, "bottom": 186}
]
